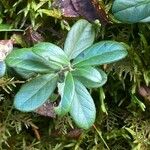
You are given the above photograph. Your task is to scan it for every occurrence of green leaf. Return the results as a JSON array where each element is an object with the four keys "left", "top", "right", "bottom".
[
  {"left": 38, "top": 9, "right": 61, "bottom": 19},
  {"left": 33, "top": 42, "right": 70, "bottom": 66},
  {"left": 0, "top": 61, "right": 6, "bottom": 78},
  {"left": 73, "top": 41, "right": 128, "bottom": 67},
  {"left": 64, "top": 19, "right": 95, "bottom": 60},
  {"left": 70, "top": 79, "right": 96, "bottom": 129},
  {"left": 14, "top": 74, "right": 58, "bottom": 112},
  {"left": 112, "top": 0, "right": 150, "bottom": 23},
  {"left": 72, "top": 66, "right": 107, "bottom": 88},
  {"left": 97, "top": 69, "right": 107, "bottom": 87},
  {"left": 55, "top": 72, "right": 75, "bottom": 116},
  {"left": 13, "top": 68, "right": 37, "bottom": 79},
  {"left": 140, "top": 16, "right": 150, "bottom": 22},
  {"left": 6, "top": 48, "right": 60, "bottom": 78},
  {"left": 0, "top": 24, "right": 23, "bottom": 32}
]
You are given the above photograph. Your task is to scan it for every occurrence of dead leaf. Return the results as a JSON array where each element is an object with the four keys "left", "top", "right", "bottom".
[
  {"left": 0, "top": 40, "right": 13, "bottom": 61},
  {"left": 24, "top": 26, "right": 44, "bottom": 46},
  {"left": 66, "top": 129, "right": 82, "bottom": 139},
  {"left": 35, "top": 101, "right": 56, "bottom": 118},
  {"left": 138, "top": 85, "right": 150, "bottom": 101}
]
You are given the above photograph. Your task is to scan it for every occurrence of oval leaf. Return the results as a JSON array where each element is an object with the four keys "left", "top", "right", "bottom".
[
  {"left": 64, "top": 19, "right": 95, "bottom": 59},
  {"left": 6, "top": 48, "right": 60, "bottom": 77},
  {"left": 0, "top": 61, "right": 6, "bottom": 78},
  {"left": 14, "top": 74, "right": 58, "bottom": 112},
  {"left": 33, "top": 42, "right": 70, "bottom": 66},
  {"left": 72, "top": 66, "right": 107, "bottom": 88},
  {"left": 55, "top": 72, "right": 75, "bottom": 116},
  {"left": 97, "top": 69, "right": 107, "bottom": 87},
  {"left": 73, "top": 41, "right": 128, "bottom": 67},
  {"left": 70, "top": 79, "right": 96, "bottom": 129},
  {"left": 112, "top": 0, "right": 150, "bottom": 23}
]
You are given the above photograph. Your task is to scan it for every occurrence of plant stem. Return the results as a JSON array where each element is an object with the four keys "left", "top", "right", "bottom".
[{"left": 93, "top": 124, "right": 110, "bottom": 150}]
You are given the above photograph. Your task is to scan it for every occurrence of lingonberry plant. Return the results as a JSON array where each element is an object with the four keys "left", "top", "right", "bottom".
[
  {"left": 6, "top": 19, "right": 128, "bottom": 129},
  {"left": 112, "top": 0, "right": 150, "bottom": 23}
]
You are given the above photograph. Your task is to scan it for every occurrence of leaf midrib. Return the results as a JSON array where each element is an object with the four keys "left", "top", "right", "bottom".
[
  {"left": 114, "top": 1, "right": 150, "bottom": 13},
  {"left": 74, "top": 49, "right": 125, "bottom": 66},
  {"left": 18, "top": 74, "right": 57, "bottom": 106}
]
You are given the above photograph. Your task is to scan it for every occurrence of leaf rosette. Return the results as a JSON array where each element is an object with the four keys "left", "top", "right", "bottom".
[{"left": 6, "top": 19, "right": 128, "bottom": 129}]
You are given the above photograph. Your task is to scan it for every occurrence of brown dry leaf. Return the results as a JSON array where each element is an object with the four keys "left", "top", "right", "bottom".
[
  {"left": 35, "top": 101, "right": 56, "bottom": 118},
  {"left": 24, "top": 26, "right": 44, "bottom": 45},
  {"left": 66, "top": 129, "right": 82, "bottom": 139},
  {"left": 53, "top": 0, "right": 109, "bottom": 25},
  {"left": 0, "top": 40, "right": 13, "bottom": 61},
  {"left": 138, "top": 85, "right": 150, "bottom": 101}
]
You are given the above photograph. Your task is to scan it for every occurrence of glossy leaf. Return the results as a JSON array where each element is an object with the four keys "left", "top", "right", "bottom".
[
  {"left": 0, "top": 61, "right": 6, "bottom": 78},
  {"left": 13, "top": 68, "right": 37, "bottom": 79},
  {"left": 70, "top": 79, "right": 96, "bottom": 129},
  {"left": 64, "top": 19, "right": 95, "bottom": 59},
  {"left": 97, "top": 69, "right": 107, "bottom": 87},
  {"left": 14, "top": 74, "right": 58, "bottom": 112},
  {"left": 55, "top": 72, "right": 75, "bottom": 116},
  {"left": 73, "top": 41, "right": 127, "bottom": 67},
  {"left": 112, "top": 0, "right": 150, "bottom": 23},
  {"left": 33, "top": 42, "right": 70, "bottom": 66},
  {"left": 6, "top": 48, "right": 60, "bottom": 77},
  {"left": 72, "top": 66, "right": 107, "bottom": 88}
]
